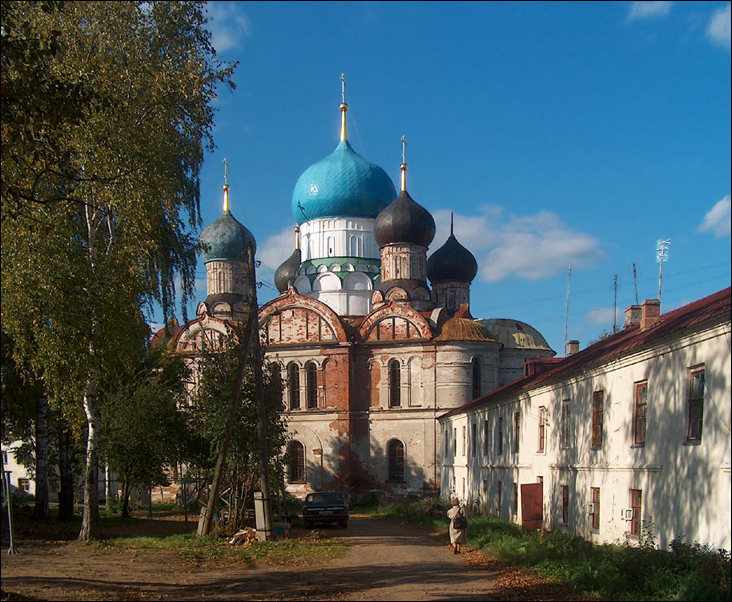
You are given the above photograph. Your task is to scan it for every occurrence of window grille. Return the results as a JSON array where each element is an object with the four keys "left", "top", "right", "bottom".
[
  {"left": 592, "top": 391, "right": 604, "bottom": 448},
  {"left": 687, "top": 368, "right": 704, "bottom": 441},
  {"left": 634, "top": 382, "right": 647, "bottom": 445},
  {"left": 388, "top": 439, "right": 405, "bottom": 482}
]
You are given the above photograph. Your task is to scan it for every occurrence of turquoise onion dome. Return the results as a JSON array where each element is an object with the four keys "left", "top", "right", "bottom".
[
  {"left": 199, "top": 178, "right": 256, "bottom": 263},
  {"left": 291, "top": 140, "right": 396, "bottom": 225}
]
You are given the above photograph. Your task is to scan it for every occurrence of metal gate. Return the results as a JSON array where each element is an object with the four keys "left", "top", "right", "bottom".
[{"left": 521, "top": 482, "right": 543, "bottom": 530}]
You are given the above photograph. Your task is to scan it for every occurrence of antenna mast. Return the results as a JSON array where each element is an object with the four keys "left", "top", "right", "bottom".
[
  {"left": 613, "top": 274, "right": 618, "bottom": 333},
  {"left": 633, "top": 263, "right": 639, "bottom": 304},
  {"left": 564, "top": 264, "right": 572, "bottom": 355},
  {"left": 656, "top": 239, "right": 670, "bottom": 304}
]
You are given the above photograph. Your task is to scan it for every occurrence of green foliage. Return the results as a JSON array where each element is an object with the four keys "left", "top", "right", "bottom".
[
  {"left": 101, "top": 345, "right": 191, "bottom": 515},
  {"left": 1, "top": 0, "right": 235, "bottom": 539},
  {"left": 187, "top": 332, "right": 288, "bottom": 527}
]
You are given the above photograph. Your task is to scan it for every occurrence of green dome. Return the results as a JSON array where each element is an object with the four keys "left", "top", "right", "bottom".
[
  {"left": 291, "top": 140, "right": 396, "bottom": 225},
  {"left": 199, "top": 210, "right": 256, "bottom": 263},
  {"left": 476, "top": 319, "right": 553, "bottom": 351}
]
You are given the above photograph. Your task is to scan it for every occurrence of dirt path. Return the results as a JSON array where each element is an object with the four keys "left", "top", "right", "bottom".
[{"left": 1, "top": 515, "right": 499, "bottom": 601}]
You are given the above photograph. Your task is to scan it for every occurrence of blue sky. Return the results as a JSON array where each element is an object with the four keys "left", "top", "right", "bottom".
[{"left": 154, "top": 1, "right": 731, "bottom": 356}]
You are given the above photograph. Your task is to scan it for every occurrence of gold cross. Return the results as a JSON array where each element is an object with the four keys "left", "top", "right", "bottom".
[
  {"left": 223, "top": 157, "right": 229, "bottom": 186},
  {"left": 401, "top": 135, "right": 406, "bottom": 164},
  {"left": 341, "top": 73, "right": 346, "bottom": 104}
]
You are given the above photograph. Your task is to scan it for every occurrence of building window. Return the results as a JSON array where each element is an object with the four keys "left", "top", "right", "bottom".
[
  {"left": 591, "top": 487, "right": 600, "bottom": 530},
  {"left": 388, "top": 360, "right": 401, "bottom": 407},
  {"left": 634, "top": 382, "right": 647, "bottom": 446},
  {"left": 497, "top": 417, "right": 503, "bottom": 455},
  {"left": 453, "top": 427, "right": 457, "bottom": 456},
  {"left": 687, "top": 368, "right": 704, "bottom": 442},
  {"left": 561, "top": 484, "right": 569, "bottom": 525},
  {"left": 18, "top": 478, "right": 30, "bottom": 493},
  {"left": 462, "top": 425, "right": 466, "bottom": 457},
  {"left": 483, "top": 420, "right": 490, "bottom": 456},
  {"left": 287, "top": 363, "right": 300, "bottom": 410},
  {"left": 387, "top": 439, "right": 405, "bottom": 482},
  {"left": 471, "top": 423, "right": 477, "bottom": 457},
  {"left": 497, "top": 481, "right": 502, "bottom": 516},
  {"left": 513, "top": 482, "right": 519, "bottom": 516},
  {"left": 444, "top": 429, "right": 449, "bottom": 460},
  {"left": 560, "top": 399, "right": 571, "bottom": 449},
  {"left": 538, "top": 406, "right": 546, "bottom": 453},
  {"left": 287, "top": 441, "right": 305, "bottom": 483},
  {"left": 630, "top": 489, "right": 642, "bottom": 537},
  {"left": 513, "top": 412, "right": 520, "bottom": 453},
  {"left": 592, "top": 390, "right": 604, "bottom": 448},
  {"left": 472, "top": 357, "right": 481, "bottom": 400},
  {"left": 305, "top": 362, "right": 318, "bottom": 409}
]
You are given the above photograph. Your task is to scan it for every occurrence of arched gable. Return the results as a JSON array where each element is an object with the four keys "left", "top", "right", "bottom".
[
  {"left": 259, "top": 288, "right": 349, "bottom": 345},
  {"left": 170, "top": 314, "right": 232, "bottom": 354},
  {"left": 358, "top": 301, "right": 434, "bottom": 342}
]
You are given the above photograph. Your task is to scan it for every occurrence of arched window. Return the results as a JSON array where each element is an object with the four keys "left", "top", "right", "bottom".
[
  {"left": 387, "top": 439, "right": 405, "bottom": 482},
  {"left": 287, "top": 363, "right": 300, "bottom": 410},
  {"left": 388, "top": 360, "right": 401, "bottom": 407},
  {"left": 269, "top": 363, "right": 283, "bottom": 401},
  {"left": 472, "top": 357, "right": 481, "bottom": 400},
  {"left": 306, "top": 362, "right": 318, "bottom": 409},
  {"left": 288, "top": 441, "right": 305, "bottom": 483}
]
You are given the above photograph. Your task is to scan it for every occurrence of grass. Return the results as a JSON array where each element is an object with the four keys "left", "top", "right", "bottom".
[
  {"left": 361, "top": 497, "right": 731, "bottom": 601},
  {"left": 89, "top": 528, "right": 345, "bottom": 565}
]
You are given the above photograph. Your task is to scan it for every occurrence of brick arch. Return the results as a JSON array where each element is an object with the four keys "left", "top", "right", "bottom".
[
  {"left": 259, "top": 288, "right": 349, "bottom": 345},
  {"left": 358, "top": 301, "right": 434, "bottom": 342}
]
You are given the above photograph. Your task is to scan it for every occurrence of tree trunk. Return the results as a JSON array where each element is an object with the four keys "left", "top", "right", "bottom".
[
  {"left": 57, "top": 419, "right": 75, "bottom": 522},
  {"left": 197, "top": 318, "right": 253, "bottom": 537},
  {"left": 79, "top": 376, "right": 101, "bottom": 541},
  {"left": 121, "top": 479, "right": 131, "bottom": 518},
  {"left": 33, "top": 395, "right": 50, "bottom": 519}
]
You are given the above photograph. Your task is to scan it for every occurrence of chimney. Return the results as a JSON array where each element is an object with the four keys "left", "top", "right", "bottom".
[
  {"left": 640, "top": 299, "right": 661, "bottom": 330},
  {"left": 624, "top": 305, "right": 642, "bottom": 329},
  {"left": 566, "top": 340, "right": 580, "bottom": 356}
]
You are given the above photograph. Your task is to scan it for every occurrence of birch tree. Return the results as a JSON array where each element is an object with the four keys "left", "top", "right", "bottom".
[{"left": 1, "top": 1, "right": 235, "bottom": 540}]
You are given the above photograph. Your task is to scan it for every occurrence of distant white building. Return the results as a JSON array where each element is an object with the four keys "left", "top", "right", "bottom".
[
  {"left": 1, "top": 442, "right": 35, "bottom": 497},
  {"left": 439, "top": 288, "right": 731, "bottom": 551}
]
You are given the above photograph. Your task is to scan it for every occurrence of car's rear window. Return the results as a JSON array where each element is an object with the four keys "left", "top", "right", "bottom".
[{"left": 306, "top": 492, "right": 344, "bottom": 504}]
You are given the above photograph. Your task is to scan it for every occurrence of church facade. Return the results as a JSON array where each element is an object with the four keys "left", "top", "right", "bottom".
[{"left": 169, "top": 89, "right": 555, "bottom": 501}]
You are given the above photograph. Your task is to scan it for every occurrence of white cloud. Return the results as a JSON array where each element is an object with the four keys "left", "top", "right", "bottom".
[
  {"left": 256, "top": 225, "right": 299, "bottom": 275},
  {"left": 205, "top": 1, "right": 252, "bottom": 54},
  {"left": 586, "top": 307, "right": 616, "bottom": 326},
  {"left": 698, "top": 195, "right": 732, "bottom": 237},
  {"left": 432, "top": 206, "right": 604, "bottom": 283},
  {"left": 706, "top": 3, "right": 731, "bottom": 49},
  {"left": 627, "top": 1, "right": 673, "bottom": 21}
]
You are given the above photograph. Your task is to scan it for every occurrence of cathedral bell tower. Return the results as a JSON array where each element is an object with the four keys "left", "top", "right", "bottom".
[
  {"left": 372, "top": 136, "right": 436, "bottom": 311},
  {"left": 197, "top": 159, "right": 256, "bottom": 321}
]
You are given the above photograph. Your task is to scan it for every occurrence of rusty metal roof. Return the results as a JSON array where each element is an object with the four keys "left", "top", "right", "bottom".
[
  {"left": 441, "top": 287, "right": 731, "bottom": 418},
  {"left": 435, "top": 317, "right": 498, "bottom": 342}
]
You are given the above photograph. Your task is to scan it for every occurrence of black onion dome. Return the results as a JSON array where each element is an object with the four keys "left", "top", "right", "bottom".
[
  {"left": 373, "top": 190, "right": 436, "bottom": 248},
  {"left": 274, "top": 248, "right": 302, "bottom": 293},
  {"left": 427, "top": 233, "right": 478, "bottom": 284}
]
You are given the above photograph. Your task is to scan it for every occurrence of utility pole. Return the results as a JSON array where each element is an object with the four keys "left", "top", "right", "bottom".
[
  {"left": 613, "top": 274, "right": 618, "bottom": 333},
  {"left": 249, "top": 245, "right": 273, "bottom": 542},
  {"left": 564, "top": 264, "right": 572, "bottom": 355},
  {"left": 656, "top": 239, "right": 670, "bottom": 305}
]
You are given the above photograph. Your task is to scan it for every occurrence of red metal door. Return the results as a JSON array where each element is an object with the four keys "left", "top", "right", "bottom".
[{"left": 521, "top": 482, "right": 543, "bottom": 530}]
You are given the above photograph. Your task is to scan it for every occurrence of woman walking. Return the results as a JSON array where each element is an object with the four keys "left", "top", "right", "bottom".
[{"left": 447, "top": 497, "right": 467, "bottom": 554}]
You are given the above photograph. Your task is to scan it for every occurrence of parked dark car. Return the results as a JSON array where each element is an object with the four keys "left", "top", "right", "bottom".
[{"left": 302, "top": 491, "right": 348, "bottom": 528}]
